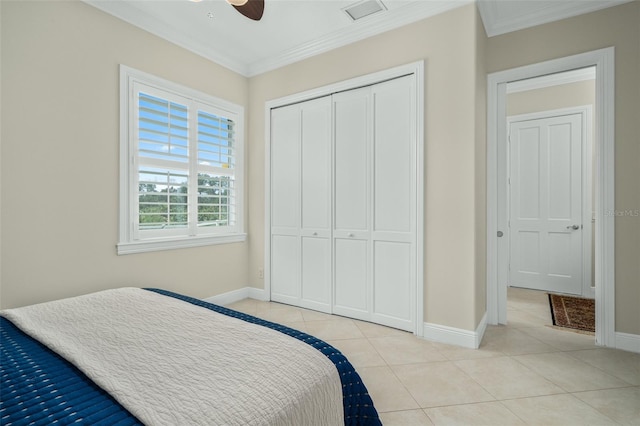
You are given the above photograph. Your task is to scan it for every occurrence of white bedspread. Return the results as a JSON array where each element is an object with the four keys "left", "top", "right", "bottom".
[{"left": 1, "top": 288, "right": 344, "bottom": 426}]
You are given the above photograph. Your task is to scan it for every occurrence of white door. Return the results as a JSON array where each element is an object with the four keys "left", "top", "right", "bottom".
[
  {"left": 270, "top": 104, "right": 301, "bottom": 305},
  {"left": 300, "top": 97, "right": 332, "bottom": 312},
  {"left": 271, "top": 97, "right": 332, "bottom": 312},
  {"left": 332, "top": 76, "right": 416, "bottom": 331},
  {"left": 370, "top": 77, "right": 416, "bottom": 331},
  {"left": 333, "top": 86, "right": 371, "bottom": 321},
  {"left": 509, "top": 113, "right": 583, "bottom": 295}
]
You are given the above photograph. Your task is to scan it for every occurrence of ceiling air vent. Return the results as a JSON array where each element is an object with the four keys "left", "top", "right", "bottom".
[{"left": 343, "top": 0, "right": 386, "bottom": 21}]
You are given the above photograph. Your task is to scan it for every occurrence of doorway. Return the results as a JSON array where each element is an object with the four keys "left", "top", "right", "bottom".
[
  {"left": 486, "top": 48, "right": 616, "bottom": 347},
  {"left": 507, "top": 106, "right": 593, "bottom": 298}
]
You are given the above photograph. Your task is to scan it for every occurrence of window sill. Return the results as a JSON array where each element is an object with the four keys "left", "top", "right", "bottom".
[{"left": 117, "top": 233, "right": 247, "bottom": 255}]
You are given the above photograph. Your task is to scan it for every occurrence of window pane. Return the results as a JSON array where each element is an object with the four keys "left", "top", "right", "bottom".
[
  {"left": 138, "top": 168, "right": 188, "bottom": 230},
  {"left": 139, "top": 93, "right": 189, "bottom": 163},
  {"left": 197, "top": 174, "right": 235, "bottom": 227},
  {"left": 198, "top": 110, "right": 234, "bottom": 169}
]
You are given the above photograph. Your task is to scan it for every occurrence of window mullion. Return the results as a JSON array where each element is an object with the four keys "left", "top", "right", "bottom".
[{"left": 188, "top": 102, "right": 199, "bottom": 236}]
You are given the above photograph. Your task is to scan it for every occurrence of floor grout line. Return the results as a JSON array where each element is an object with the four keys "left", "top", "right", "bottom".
[{"left": 229, "top": 289, "right": 636, "bottom": 425}]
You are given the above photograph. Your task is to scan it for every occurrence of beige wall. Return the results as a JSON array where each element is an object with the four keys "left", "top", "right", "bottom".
[
  {"left": 0, "top": 0, "right": 250, "bottom": 308},
  {"left": 507, "top": 80, "right": 596, "bottom": 116},
  {"left": 249, "top": 4, "right": 485, "bottom": 331},
  {"left": 488, "top": 1, "right": 640, "bottom": 335}
]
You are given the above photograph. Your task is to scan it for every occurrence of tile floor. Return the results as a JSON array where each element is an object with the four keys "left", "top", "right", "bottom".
[{"left": 228, "top": 288, "right": 639, "bottom": 425}]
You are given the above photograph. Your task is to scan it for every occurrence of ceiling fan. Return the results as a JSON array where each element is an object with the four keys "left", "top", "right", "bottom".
[{"left": 226, "top": 0, "right": 264, "bottom": 21}]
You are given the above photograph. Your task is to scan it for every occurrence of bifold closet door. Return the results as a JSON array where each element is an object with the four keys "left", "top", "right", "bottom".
[
  {"left": 370, "top": 76, "right": 416, "bottom": 331},
  {"left": 333, "top": 76, "right": 416, "bottom": 331},
  {"left": 270, "top": 75, "right": 416, "bottom": 331},
  {"left": 333, "top": 87, "right": 371, "bottom": 321},
  {"left": 300, "top": 97, "right": 332, "bottom": 312},
  {"left": 271, "top": 104, "right": 300, "bottom": 305},
  {"left": 270, "top": 97, "right": 332, "bottom": 312}
]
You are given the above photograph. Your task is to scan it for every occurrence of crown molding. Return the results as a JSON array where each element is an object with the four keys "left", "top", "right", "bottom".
[
  {"left": 83, "top": 0, "right": 250, "bottom": 76},
  {"left": 84, "top": 0, "right": 470, "bottom": 78},
  {"left": 478, "top": 0, "right": 633, "bottom": 38},
  {"left": 245, "top": 1, "right": 472, "bottom": 77},
  {"left": 85, "top": 0, "right": 629, "bottom": 77}
]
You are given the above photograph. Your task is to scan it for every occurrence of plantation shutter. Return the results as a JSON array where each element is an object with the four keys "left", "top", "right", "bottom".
[
  {"left": 136, "top": 89, "right": 190, "bottom": 236},
  {"left": 196, "top": 108, "right": 237, "bottom": 229},
  {"left": 133, "top": 84, "right": 238, "bottom": 239}
]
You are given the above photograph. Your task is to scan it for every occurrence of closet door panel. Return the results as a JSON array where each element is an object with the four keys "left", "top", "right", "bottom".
[
  {"left": 301, "top": 236, "right": 331, "bottom": 308},
  {"left": 373, "top": 76, "right": 414, "bottom": 234},
  {"left": 300, "top": 97, "right": 332, "bottom": 312},
  {"left": 271, "top": 106, "right": 300, "bottom": 231},
  {"left": 334, "top": 89, "right": 369, "bottom": 232},
  {"left": 334, "top": 238, "right": 368, "bottom": 317},
  {"left": 270, "top": 104, "right": 300, "bottom": 305},
  {"left": 370, "top": 76, "right": 415, "bottom": 332},
  {"left": 373, "top": 241, "right": 413, "bottom": 325},
  {"left": 271, "top": 235, "right": 299, "bottom": 300},
  {"left": 333, "top": 87, "right": 370, "bottom": 319},
  {"left": 301, "top": 97, "right": 331, "bottom": 231}
]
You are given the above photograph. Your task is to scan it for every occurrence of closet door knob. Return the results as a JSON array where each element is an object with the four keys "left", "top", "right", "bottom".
[{"left": 348, "top": 233, "right": 354, "bottom": 237}]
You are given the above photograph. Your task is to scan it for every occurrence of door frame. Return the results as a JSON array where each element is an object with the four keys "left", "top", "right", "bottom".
[
  {"left": 264, "top": 61, "right": 425, "bottom": 336},
  {"left": 506, "top": 106, "right": 593, "bottom": 299},
  {"left": 487, "top": 47, "right": 615, "bottom": 347}
]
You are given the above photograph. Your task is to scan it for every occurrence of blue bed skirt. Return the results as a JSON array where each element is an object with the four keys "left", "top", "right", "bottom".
[{"left": 1, "top": 288, "right": 381, "bottom": 425}]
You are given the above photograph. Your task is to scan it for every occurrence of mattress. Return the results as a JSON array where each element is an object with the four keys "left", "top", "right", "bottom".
[{"left": 1, "top": 288, "right": 381, "bottom": 425}]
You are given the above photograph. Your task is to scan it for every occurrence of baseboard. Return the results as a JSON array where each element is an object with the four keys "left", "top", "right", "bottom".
[
  {"left": 204, "top": 286, "right": 268, "bottom": 306},
  {"left": 202, "top": 290, "right": 637, "bottom": 353},
  {"left": 615, "top": 332, "right": 640, "bottom": 354},
  {"left": 423, "top": 313, "right": 487, "bottom": 349},
  {"left": 476, "top": 312, "right": 488, "bottom": 347},
  {"left": 247, "top": 287, "right": 268, "bottom": 301}
]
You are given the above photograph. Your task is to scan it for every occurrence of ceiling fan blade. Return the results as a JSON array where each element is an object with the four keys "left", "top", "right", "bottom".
[{"left": 233, "top": 0, "right": 264, "bottom": 21}]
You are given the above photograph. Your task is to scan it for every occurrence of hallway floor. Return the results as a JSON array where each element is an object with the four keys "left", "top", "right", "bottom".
[{"left": 228, "top": 288, "right": 639, "bottom": 425}]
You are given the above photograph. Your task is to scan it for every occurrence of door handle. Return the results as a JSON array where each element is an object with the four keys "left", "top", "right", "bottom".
[{"left": 566, "top": 224, "right": 580, "bottom": 230}]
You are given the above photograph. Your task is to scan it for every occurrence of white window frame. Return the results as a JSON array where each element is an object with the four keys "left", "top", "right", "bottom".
[{"left": 118, "top": 65, "right": 245, "bottom": 255}]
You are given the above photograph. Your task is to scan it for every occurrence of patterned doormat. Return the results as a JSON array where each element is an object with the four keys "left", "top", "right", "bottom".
[{"left": 548, "top": 294, "right": 595, "bottom": 333}]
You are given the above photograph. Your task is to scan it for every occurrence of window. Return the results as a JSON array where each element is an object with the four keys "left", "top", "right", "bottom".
[{"left": 118, "top": 66, "right": 245, "bottom": 254}]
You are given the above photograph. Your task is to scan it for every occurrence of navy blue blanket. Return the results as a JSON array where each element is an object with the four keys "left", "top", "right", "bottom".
[{"left": 1, "top": 288, "right": 381, "bottom": 425}]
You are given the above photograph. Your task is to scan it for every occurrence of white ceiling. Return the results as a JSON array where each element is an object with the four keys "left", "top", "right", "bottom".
[{"left": 84, "top": 0, "right": 631, "bottom": 77}]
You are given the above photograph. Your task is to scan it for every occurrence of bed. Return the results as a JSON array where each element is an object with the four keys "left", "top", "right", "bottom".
[{"left": 0, "top": 288, "right": 381, "bottom": 425}]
